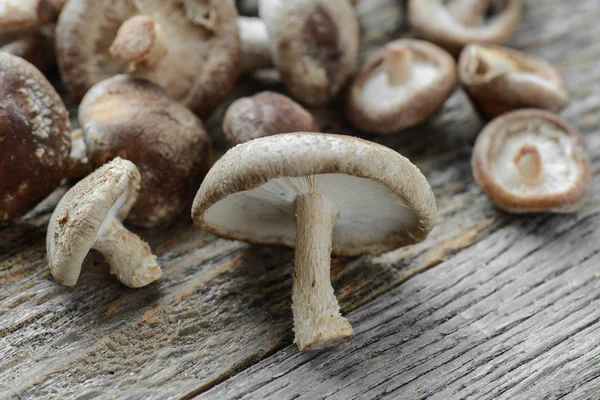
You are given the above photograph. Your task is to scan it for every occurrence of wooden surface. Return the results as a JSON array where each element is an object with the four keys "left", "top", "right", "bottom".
[{"left": 1, "top": 0, "right": 599, "bottom": 399}]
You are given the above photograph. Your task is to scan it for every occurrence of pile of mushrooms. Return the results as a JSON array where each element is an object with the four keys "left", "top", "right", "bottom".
[{"left": 0, "top": 0, "right": 594, "bottom": 353}]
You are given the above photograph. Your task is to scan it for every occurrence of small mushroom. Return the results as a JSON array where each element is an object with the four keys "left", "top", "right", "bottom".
[
  {"left": 192, "top": 133, "right": 436, "bottom": 350},
  {"left": 47, "top": 157, "right": 162, "bottom": 287},
  {"left": 0, "top": 0, "right": 65, "bottom": 34},
  {"left": 237, "top": 0, "right": 359, "bottom": 105},
  {"left": 0, "top": 52, "right": 71, "bottom": 225},
  {"left": 409, "top": 0, "right": 522, "bottom": 55},
  {"left": 458, "top": 43, "right": 570, "bottom": 119},
  {"left": 472, "top": 109, "right": 592, "bottom": 213},
  {"left": 56, "top": 0, "right": 242, "bottom": 117},
  {"left": 346, "top": 39, "right": 457, "bottom": 135},
  {"left": 79, "top": 75, "right": 212, "bottom": 228},
  {"left": 223, "top": 91, "right": 319, "bottom": 144}
]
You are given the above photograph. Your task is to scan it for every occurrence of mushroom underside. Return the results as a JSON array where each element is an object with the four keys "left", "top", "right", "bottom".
[
  {"left": 360, "top": 60, "right": 440, "bottom": 110},
  {"left": 203, "top": 173, "right": 419, "bottom": 255},
  {"left": 491, "top": 126, "right": 578, "bottom": 194}
]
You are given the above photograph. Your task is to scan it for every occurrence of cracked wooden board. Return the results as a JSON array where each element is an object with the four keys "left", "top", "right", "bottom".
[{"left": 1, "top": 0, "right": 599, "bottom": 399}]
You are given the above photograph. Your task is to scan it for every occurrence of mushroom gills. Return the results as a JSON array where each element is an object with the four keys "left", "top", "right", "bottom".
[
  {"left": 204, "top": 173, "right": 419, "bottom": 251},
  {"left": 361, "top": 48, "right": 440, "bottom": 110},
  {"left": 492, "top": 125, "right": 577, "bottom": 193},
  {"left": 93, "top": 188, "right": 161, "bottom": 288},
  {"left": 444, "top": 0, "right": 493, "bottom": 26}
]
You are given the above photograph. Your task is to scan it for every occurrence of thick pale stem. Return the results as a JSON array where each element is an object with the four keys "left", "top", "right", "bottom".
[
  {"left": 384, "top": 45, "right": 413, "bottom": 87},
  {"left": 239, "top": 16, "right": 273, "bottom": 71},
  {"left": 292, "top": 193, "right": 353, "bottom": 351},
  {"left": 444, "top": 0, "right": 492, "bottom": 26},
  {"left": 109, "top": 15, "right": 168, "bottom": 70},
  {"left": 514, "top": 144, "right": 543, "bottom": 183},
  {"left": 93, "top": 218, "right": 162, "bottom": 288}
]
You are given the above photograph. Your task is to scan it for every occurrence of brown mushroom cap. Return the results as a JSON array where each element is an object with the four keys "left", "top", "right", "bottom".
[
  {"left": 458, "top": 43, "right": 570, "bottom": 119},
  {"left": 258, "top": 0, "right": 359, "bottom": 105},
  {"left": 79, "top": 75, "right": 212, "bottom": 228},
  {"left": 0, "top": 52, "right": 71, "bottom": 225},
  {"left": 472, "top": 109, "right": 591, "bottom": 214},
  {"left": 47, "top": 157, "right": 162, "bottom": 287},
  {"left": 192, "top": 132, "right": 436, "bottom": 255},
  {"left": 56, "top": 0, "right": 242, "bottom": 117},
  {"left": 223, "top": 91, "right": 319, "bottom": 145},
  {"left": 346, "top": 39, "right": 457, "bottom": 135},
  {"left": 409, "top": 0, "right": 523, "bottom": 55}
]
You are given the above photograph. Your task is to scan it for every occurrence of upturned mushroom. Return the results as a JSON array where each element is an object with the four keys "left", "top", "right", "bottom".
[
  {"left": 0, "top": 0, "right": 65, "bottom": 34},
  {"left": 79, "top": 75, "right": 212, "bottom": 228},
  {"left": 472, "top": 109, "right": 592, "bottom": 213},
  {"left": 409, "top": 0, "right": 523, "bottom": 55},
  {"left": 47, "top": 157, "right": 162, "bottom": 287},
  {"left": 223, "top": 91, "right": 319, "bottom": 144},
  {"left": 458, "top": 43, "right": 569, "bottom": 119},
  {"left": 237, "top": 0, "right": 359, "bottom": 105},
  {"left": 346, "top": 39, "right": 457, "bottom": 135},
  {"left": 56, "top": 0, "right": 242, "bottom": 117},
  {"left": 0, "top": 52, "right": 71, "bottom": 225},
  {"left": 192, "top": 133, "right": 436, "bottom": 351}
]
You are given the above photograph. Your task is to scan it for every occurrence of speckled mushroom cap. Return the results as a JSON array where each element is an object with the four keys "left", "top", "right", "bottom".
[
  {"left": 223, "top": 91, "right": 319, "bottom": 144},
  {"left": 258, "top": 0, "right": 359, "bottom": 105},
  {"left": 0, "top": 52, "right": 71, "bottom": 225},
  {"left": 472, "top": 109, "right": 591, "bottom": 214},
  {"left": 79, "top": 75, "right": 212, "bottom": 228},
  {"left": 346, "top": 39, "right": 457, "bottom": 135},
  {"left": 56, "top": 0, "right": 242, "bottom": 117},
  {"left": 409, "top": 0, "right": 522, "bottom": 55},
  {"left": 458, "top": 43, "right": 569, "bottom": 119},
  {"left": 47, "top": 157, "right": 140, "bottom": 286},
  {"left": 192, "top": 133, "right": 437, "bottom": 255}
]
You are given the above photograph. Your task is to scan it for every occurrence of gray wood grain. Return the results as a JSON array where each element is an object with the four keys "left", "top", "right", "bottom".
[{"left": 1, "top": 0, "right": 599, "bottom": 399}]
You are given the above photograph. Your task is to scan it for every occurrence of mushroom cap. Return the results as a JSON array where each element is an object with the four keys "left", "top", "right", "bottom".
[
  {"left": 458, "top": 43, "right": 569, "bottom": 119},
  {"left": 346, "top": 39, "right": 457, "bottom": 135},
  {"left": 223, "top": 91, "right": 319, "bottom": 145},
  {"left": 0, "top": 0, "right": 65, "bottom": 34},
  {"left": 258, "top": 0, "right": 359, "bottom": 105},
  {"left": 192, "top": 133, "right": 437, "bottom": 255},
  {"left": 0, "top": 52, "right": 71, "bottom": 224},
  {"left": 56, "top": 0, "right": 242, "bottom": 117},
  {"left": 408, "top": 0, "right": 522, "bottom": 55},
  {"left": 47, "top": 157, "right": 140, "bottom": 286},
  {"left": 79, "top": 75, "right": 212, "bottom": 228},
  {"left": 472, "top": 109, "right": 592, "bottom": 214}
]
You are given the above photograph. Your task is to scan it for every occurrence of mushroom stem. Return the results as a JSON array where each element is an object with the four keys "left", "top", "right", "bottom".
[
  {"left": 0, "top": 0, "right": 64, "bottom": 34},
  {"left": 292, "top": 193, "right": 353, "bottom": 351},
  {"left": 514, "top": 144, "right": 543, "bottom": 183},
  {"left": 444, "top": 0, "right": 492, "bottom": 26},
  {"left": 384, "top": 45, "right": 413, "bottom": 87},
  {"left": 238, "top": 16, "right": 273, "bottom": 71},
  {"left": 93, "top": 217, "right": 162, "bottom": 288},
  {"left": 109, "top": 15, "right": 168, "bottom": 70}
]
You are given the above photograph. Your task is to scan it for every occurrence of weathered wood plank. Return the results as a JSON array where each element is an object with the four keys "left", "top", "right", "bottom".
[
  {"left": 201, "top": 200, "right": 600, "bottom": 400},
  {"left": 1, "top": 0, "right": 599, "bottom": 398}
]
